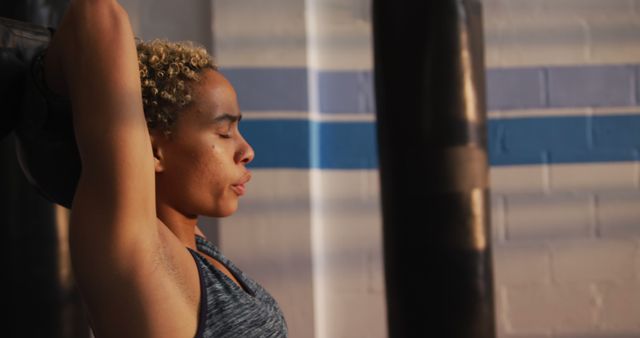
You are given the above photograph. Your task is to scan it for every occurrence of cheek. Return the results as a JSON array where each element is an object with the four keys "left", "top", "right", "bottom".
[
  {"left": 165, "top": 137, "right": 234, "bottom": 192},
  {"left": 191, "top": 144, "right": 232, "bottom": 188}
]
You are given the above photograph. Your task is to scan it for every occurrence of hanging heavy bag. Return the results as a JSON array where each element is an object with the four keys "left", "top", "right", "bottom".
[{"left": 1, "top": 17, "right": 79, "bottom": 208}]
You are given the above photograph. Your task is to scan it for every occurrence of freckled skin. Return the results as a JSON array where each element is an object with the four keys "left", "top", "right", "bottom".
[
  {"left": 152, "top": 69, "right": 254, "bottom": 291},
  {"left": 154, "top": 69, "right": 254, "bottom": 229}
]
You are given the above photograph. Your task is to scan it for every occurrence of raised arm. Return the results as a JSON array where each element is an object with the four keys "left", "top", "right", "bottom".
[
  {"left": 45, "top": 0, "right": 169, "bottom": 335},
  {"left": 50, "top": 0, "right": 156, "bottom": 255}
]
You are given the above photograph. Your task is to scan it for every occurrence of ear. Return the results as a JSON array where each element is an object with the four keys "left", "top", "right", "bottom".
[{"left": 149, "top": 132, "right": 166, "bottom": 173}]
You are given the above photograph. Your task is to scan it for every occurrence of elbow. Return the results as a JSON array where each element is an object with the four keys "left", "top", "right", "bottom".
[{"left": 67, "top": 0, "right": 132, "bottom": 38}]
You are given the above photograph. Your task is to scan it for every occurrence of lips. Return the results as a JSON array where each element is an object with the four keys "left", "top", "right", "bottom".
[
  {"left": 231, "top": 171, "right": 252, "bottom": 196},
  {"left": 231, "top": 184, "right": 246, "bottom": 196}
]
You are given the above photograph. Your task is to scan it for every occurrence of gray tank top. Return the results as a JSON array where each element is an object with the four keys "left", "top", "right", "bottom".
[{"left": 186, "top": 235, "right": 288, "bottom": 338}]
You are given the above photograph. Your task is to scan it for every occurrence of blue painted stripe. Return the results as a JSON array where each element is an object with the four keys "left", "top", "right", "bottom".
[
  {"left": 550, "top": 149, "right": 637, "bottom": 163},
  {"left": 592, "top": 114, "right": 640, "bottom": 148},
  {"left": 240, "top": 120, "right": 311, "bottom": 168},
  {"left": 221, "top": 65, "right": 639, "bottom": 114},
  {"left": 486, "top": 68, "right": 546, "bottom": 110},
  {"left": 220, "top": 68, "right": 309, "bottom": 112},
  {"left": 240, "top": 120, "right": 378, "bottom": 169},
  {"left": 317, "top": 71, "right": 375, "bottom": 114},
  {"left": 314, "top": 122, "right": 378, "bottom": 169},
  {"left": 547, "top": 65, "right": 636, "bottom": 108},
  {"left": 240, "top": 114, "right": 640, "bottom": 169},
  {"left": 490, "top": 116, "right": 590, "bottom": 153}
]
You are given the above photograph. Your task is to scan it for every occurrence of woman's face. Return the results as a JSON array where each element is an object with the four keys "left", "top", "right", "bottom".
[{"left": 153, "top": 69, "right": 254, "bottom": 218}]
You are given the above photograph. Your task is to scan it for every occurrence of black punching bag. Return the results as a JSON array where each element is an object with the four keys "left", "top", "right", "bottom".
[
  {"left": 0, "top": 16, "right": 79, "bottom": 209},
  {"left": 1, "top": 7, "right": 89, "bottom": 338},
  {"left": 373, "top": 1, "right": 495, "bottom": 337},
  {"left": 1, "top": 5, "right": 60, "bottom": 338}
]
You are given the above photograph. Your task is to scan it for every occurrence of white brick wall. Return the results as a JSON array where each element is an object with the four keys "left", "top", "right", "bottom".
[
  {"left": 493, "top": 228, "right": 640, "bottom": 337},
  {"left": 212, "top": 0, "right": 308, "bottom": 68},
  {"left": 504, "top": 194, "right": 594, "bottom": 241},
  {"left": 588, "top": 16, "right": 640, "bottom": 63},
  {"left": 503, "top": 284, "right": 596, "bottom": 334},
  {"left": 121, "top": 0, "right": 640, "bottom": 337},
  {"left": 120, "top": 0, "right": 212, "bottom": 49},
  {"left": 309, "top": 170, "right": 386, "bottom": 338},
  {"left": 492, "top": 194, "right": 507, "bottom": 241},
  {"left": 597, "top": 282, "right": 640, "bottom": 331},
  {"left": 550, "top": 163, "right": 638, "bottom": 193},
  {"left": 494, "top": 244, "right": 552, "bottom": 285},
  {"left": 487, "top": 0, "right": 640, "bottom": 336},
  {"left": 483, "top": 0, "right": 640, "bottom": 67},
  {"left": 212, "top": 0, "right": 373, "bottom": 70},
  {"left": 550, "top": 240, "right": 637, "bottom": 283},
  {"left": 636, "top": 242, "right": 640, "bottom": 279},
  {"left": 491, "top": 165, "right": 548, "bottom": 194},
  {"left": 597, "top": 192, "right": 640, "bottom": 237},
  {"left": 484, "top": 16, "right": 589, "bottom": 68}
]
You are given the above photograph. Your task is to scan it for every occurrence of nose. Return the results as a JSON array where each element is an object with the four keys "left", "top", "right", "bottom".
[{"left": 236, "top": 134, "right": 254, "bottom": 165}]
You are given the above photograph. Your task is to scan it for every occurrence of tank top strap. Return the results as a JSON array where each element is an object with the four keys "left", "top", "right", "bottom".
[{"left": 186, "top": 247, "right": 207, "bottom": 338}]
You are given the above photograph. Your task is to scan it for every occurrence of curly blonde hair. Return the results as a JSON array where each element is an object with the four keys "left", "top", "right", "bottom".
[{"left": 137, "top": 39, "right": 217, "bottom": 136}]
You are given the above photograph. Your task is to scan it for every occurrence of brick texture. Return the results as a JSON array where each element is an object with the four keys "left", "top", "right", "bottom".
[
  {"left": 212, "top": 0, "right": 308, "bottom": 68},
  {"left": 551, "top": 239, "right": 637, "bottom": 283},
  {"left": 492, "top": 194, "right": 507, "bottom": 242},
  {"left": 636, "top": 241, "right": 640, "bottom": 279},
  {"left": 488, "top": 2, "right": 640, "bottom": 335},
  {"left": 317, "top": 71, "right": 374, "bottom": 114},
  {"left": 493, "top": 244, "right": 551, "bottom": 285},
  {"left": 636, "top": 65, "right": 640, "bottom": 105},
  {"left": 505, "top": 194, "right": 593, "bottom": 241},
  {"left": 548, "top": 66, "right": 636, "bottom": 108},
  {"left": 483, "top": 16, "right": 589, "bottom": 68},
  {"left": 597, "top": 192, "right": 640, "bottom": 237},
  {"left": 483, "top": 0, "right": 640, "bottom": 66},
  {"left": 592, "top": 115, "right": 640, "bottom": 148},
  {"left": 504, "top": 284, "right": 596, "bottom": 334},
  {"left": 596, "top": 282, "right": 640, "bottom": 331},
  {"left": 207, "top": 1, "right": 640, "bottom": 337},
  {"left": 491, "top": 166, "right": 548, "bottom": 195},
  {"left": 550, "top": 163, "right": 638, "bottom": 193},
  {"left": 487, "top": 69, "right": 546, "bottom": 110},
  {"left": 546, "top": 0, "right": 634, "bottom": 16},
  {"left": 589, "top": 17, "right": 640, "bottom": 65}
]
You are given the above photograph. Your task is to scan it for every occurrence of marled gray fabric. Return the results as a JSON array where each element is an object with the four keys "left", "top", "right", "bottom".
[{"left": 186, "top": 235, "right": 288, "bottom": 338}]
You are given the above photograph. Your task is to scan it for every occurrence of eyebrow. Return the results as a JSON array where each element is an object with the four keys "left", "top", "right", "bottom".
[{"left": 210, "top": 113, "right": 242, "bottom": 124}]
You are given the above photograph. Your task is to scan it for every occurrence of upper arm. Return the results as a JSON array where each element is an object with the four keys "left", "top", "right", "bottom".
[
  {"left": 48, "top": 3, "right": 202, "bottom": 336},
  {"left": 55, "top": 0, "right": 157, "bottom": 257}
]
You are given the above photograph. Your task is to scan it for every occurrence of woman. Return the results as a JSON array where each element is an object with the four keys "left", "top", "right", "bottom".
[{"left": 41, "top": 0, "right": 287, "bottom": 336}]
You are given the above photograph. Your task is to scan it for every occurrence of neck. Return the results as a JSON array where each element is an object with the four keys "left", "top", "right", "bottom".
[{"left": 156, "top": 203, "right": 198, "bottom": 250}]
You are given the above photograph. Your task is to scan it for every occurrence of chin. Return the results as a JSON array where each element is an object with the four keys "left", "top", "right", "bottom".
[{"left": 208, "top": 201, "right": 238, "bottom": 218}]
